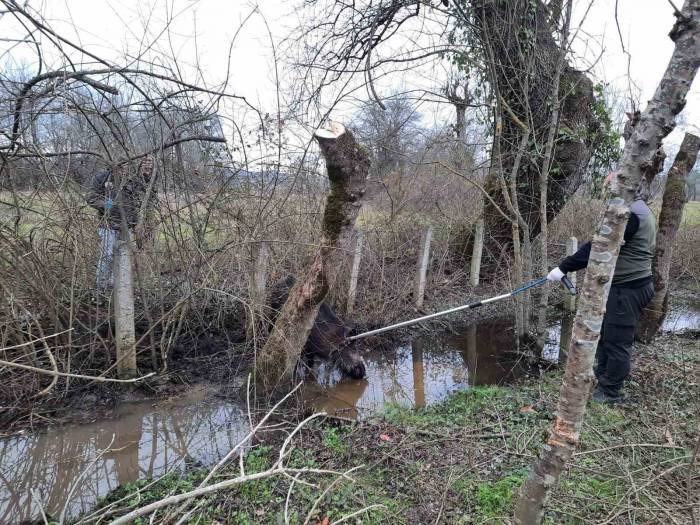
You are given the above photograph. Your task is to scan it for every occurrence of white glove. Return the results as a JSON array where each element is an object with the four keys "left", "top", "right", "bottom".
[{"left": 547, "top": 267, "right": 565, "bottom": 282}]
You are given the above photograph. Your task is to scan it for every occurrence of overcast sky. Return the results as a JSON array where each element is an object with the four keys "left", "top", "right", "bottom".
[{"left": 2, "top": 0, "right": 698, "bottom": 151}]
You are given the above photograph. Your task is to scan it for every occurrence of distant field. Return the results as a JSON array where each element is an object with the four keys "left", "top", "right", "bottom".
[{"left": 683, "top": 200, "right": 700, "bottom": 227}]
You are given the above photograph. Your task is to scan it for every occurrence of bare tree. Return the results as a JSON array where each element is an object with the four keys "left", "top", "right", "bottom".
[
  {"left": 466, "top": 0, "right": 599, "bottom": 274},
  {"left": 515, "top": 2, "right": 700, "bottom": 522}
]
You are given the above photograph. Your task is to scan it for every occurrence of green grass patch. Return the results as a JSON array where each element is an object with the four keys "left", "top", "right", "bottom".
[
  {"left": 682, "top": 201, "right": 700, "bottom": 227},
  {"left": 476, "top": 474, "right": 525, "bottom": 518},
  {"left": 452, "top": 472, "right": 526, "bottom": 523},
  {"left": 381, "top": 385, "right": 514, "bottom": 428},
  {"left": 322, "top": 426, "right": 350, "bottom": 455}
]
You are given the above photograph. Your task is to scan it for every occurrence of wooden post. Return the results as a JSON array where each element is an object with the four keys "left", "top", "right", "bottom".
[
  {"left": 564, "top": 236, "right": 578, "bottom": 312},
  {"left": 346, "top": 231, "right": 364, "bottom": 316},
  {"left": 246, "top": 241, "right": 270, "bottom": 342},
  {"left": 414, "top": 227, "right": 433, "bottom": 308},
  {"left": 412, "top": 341, "right": 426, "bottom": 408},
  {"left": 113, "top": 228, "right": 137, "bottom": 378},
  {"left": 470, "top": 217, "right": 484, "bottom": 287}
]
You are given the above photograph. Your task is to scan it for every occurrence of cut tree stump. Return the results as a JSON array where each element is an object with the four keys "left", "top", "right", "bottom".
[{"left": 254, "top": 122, "right": 370, "bottom": 395}]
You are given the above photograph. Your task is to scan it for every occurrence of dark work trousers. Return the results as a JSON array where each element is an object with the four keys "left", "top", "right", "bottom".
[{"left": 595, "top": 281, "right": 655, "bottom": 395}]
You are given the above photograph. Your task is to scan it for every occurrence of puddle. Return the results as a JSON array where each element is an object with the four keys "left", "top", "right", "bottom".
[
  {"left": 0, "top": 386, "right": 248, "bottom": 524},
  {"left": 661, "top": 307, "right": 700, "bottom": 333},
  {"left": 308, "top": 318, "right": 544, "bottom": 419},
  {"left": 2, "top": 304, "right": 696, "bottom": 523}
]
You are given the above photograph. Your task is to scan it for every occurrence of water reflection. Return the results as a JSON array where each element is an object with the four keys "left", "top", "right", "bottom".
[
  {"left": 311, "top": 318, "right": 537, "bottom": 418},
  {"left": 662, "top": 307, "right": 700, "bottom": 332},
  {"left": 4, "top": 305, "right": 696, "bottom": 524},
  {"left": 0, "top": 386, "right": 247, "bottom": 524}
]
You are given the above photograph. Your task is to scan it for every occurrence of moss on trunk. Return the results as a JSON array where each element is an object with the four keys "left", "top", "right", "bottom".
[{"left": 254, "top": 125, "right": 370, "bottom": 395}]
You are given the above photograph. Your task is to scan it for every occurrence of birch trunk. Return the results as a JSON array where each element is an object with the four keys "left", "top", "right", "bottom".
[
  {"left": 254, "top": 122, "right": 370, "bottom": 394},
  {"left": 637, "top": 132, "right": 700, "bottom": 342},
  {"left": 515, "top": 3, "right": 700, "bottom": 522}
]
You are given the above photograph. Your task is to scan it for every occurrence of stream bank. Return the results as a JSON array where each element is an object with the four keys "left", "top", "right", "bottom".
[
  {"left": 84, "top": 330, "right": 699, "bottom": 524},
  {"left": 1, "top": 287, "right": 698, "bottom": 524}
]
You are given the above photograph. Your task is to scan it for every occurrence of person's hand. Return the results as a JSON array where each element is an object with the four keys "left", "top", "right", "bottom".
[{"left": 547, "top": 267, "right": 565, "bottom": 282}]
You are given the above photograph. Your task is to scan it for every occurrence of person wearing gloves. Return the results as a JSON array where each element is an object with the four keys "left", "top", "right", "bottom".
[{"left": 547, "top": 192, "right": 656, "bottom": 404}]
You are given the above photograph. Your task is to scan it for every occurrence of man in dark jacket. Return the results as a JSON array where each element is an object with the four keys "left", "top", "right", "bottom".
[
  {"left": 86, "top": 156, "right": 155, "bottom": 291},
  {"left": 547, "top": 197, "right": 656, "bottom": 404}
]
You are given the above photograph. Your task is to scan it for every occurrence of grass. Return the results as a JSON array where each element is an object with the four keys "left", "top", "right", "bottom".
[
  {"left": 79, "top": 331, "right": 699, "bottom": 524},
  {"left": 682, "top": 200, "right": 700, "bottom": 227}
]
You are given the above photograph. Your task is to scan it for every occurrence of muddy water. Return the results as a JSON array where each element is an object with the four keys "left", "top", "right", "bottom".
[
  {"left": 662, "top": 304, "right": 700, "bottom": 332},
  {"left": 1, "top": 307, "right": 697, "bottom": 524},
  {"left": 0, "top": 386, "right": 249, "bottom": 524},
  {"left": 307, "top": 318, "right": 547, "bottom": 418}
]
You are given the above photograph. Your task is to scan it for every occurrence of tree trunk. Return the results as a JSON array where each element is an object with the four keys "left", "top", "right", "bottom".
[
  {"left": 637, "top": 132, "right": 700, "bottom": 342},
  {"left": 470, "top": 0, "right": 598, "bottom": 276},
  {"left": 535, "top": 0, "right": 573, "bottom": 352},
  {"left": 114, "top": 227, "right": 138, "bottom": 379},
  {"left": 515, "top": 3, "right": 700, "bottom": 523},
  {"left": 254, "top": 122, "right": 370, "bottom": 394}
]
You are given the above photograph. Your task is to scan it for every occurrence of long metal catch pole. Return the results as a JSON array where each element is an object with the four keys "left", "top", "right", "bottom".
[{"left": 347, "top": 276, "right": 575, "bottom": 342}]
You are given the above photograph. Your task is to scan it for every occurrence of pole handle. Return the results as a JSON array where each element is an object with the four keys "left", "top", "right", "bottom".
[{"left": 561, "top": 275, "right": 577, "bottom": 296}]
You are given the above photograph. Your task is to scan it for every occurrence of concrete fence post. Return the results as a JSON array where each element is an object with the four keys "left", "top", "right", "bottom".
[
  {"left": 564, "top": 237, "right": 578, "bottom": 312},
  {"left": 470, "top": 217, "right": 484, "bottom": 287},
  {"left": 114, "top": 228, "right": 137, "bottom": 378},
  {"left": 346, "top": 231, "right": 364, "bottom": 316},
  {"left": 559, "top": 236, "right": 578, "bottom": 362},
  {"left": 414, "top": 227, "right": 433, "bottom": 308}
]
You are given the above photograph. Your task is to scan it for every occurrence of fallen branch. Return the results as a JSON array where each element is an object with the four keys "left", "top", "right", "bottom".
[
  {"left": 109, "top": 455, "right": 357, "bottom": 524},
  {"left": 197, "top": 380, "right": 303, "bottom": 487},
  {"left": 0, "top": 358, "right": 155, "bottom": 383}
]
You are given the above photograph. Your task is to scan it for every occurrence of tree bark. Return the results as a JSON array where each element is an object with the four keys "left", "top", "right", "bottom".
[
  {"left": 515, "top": 3, "right": 700, "bottom": 523},
  {"left": 254, "top": 122, "right": 370, "bottom": 394},
  {"left": 535, "top": 0, "right": 573, "bottom": 352},
  {"left": 637, "top": 132, "right": 700, "bottom": 342},
  {"left": 469, "top": 0, "right": 598, "bottom": 276}
]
